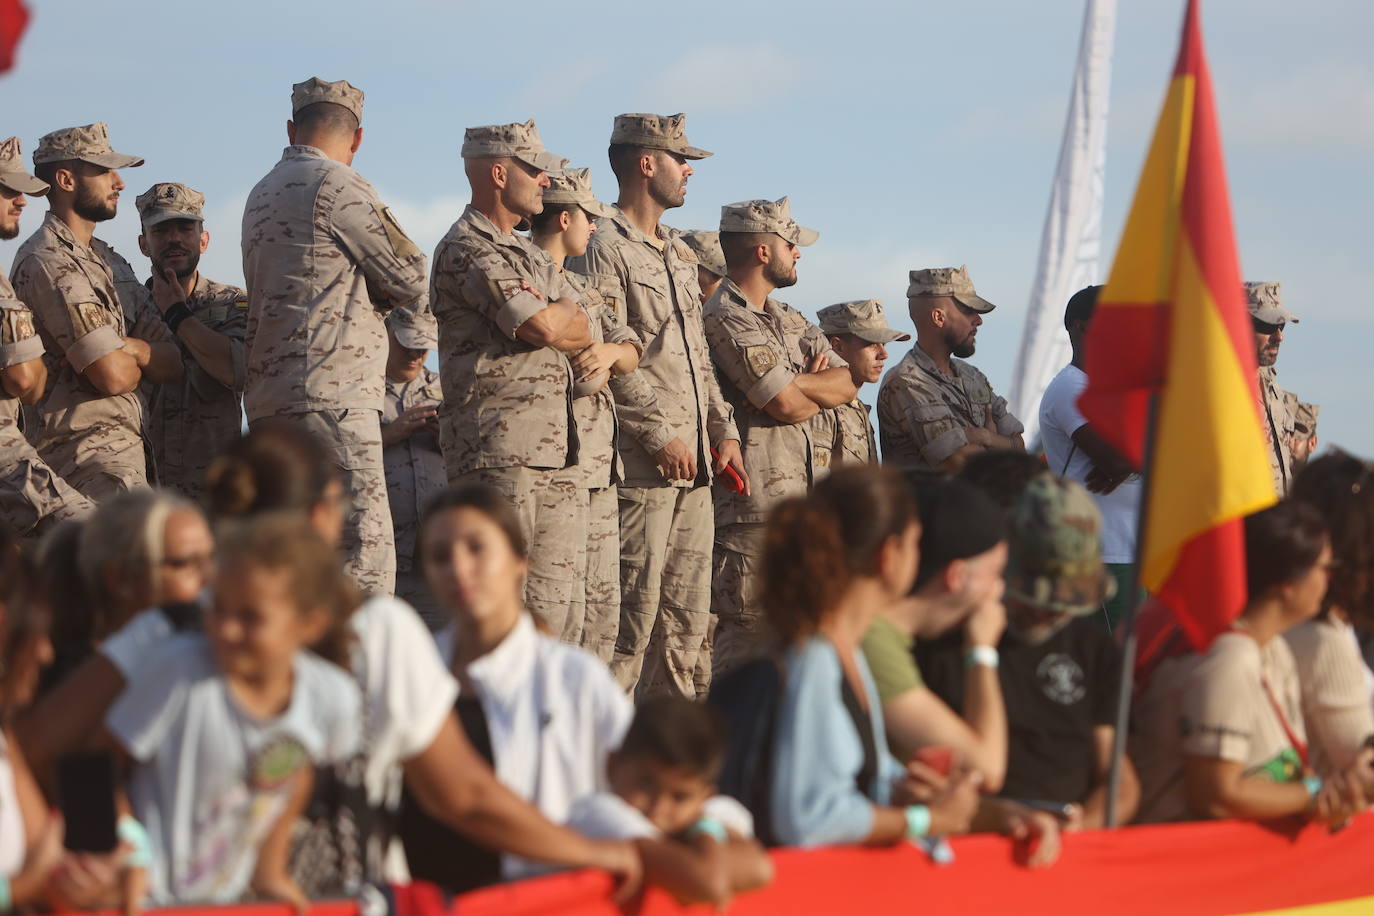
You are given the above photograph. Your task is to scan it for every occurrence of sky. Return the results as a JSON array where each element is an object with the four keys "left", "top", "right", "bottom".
[{"left": 3, "top": 0, "right": 1371, "bottom": 454}]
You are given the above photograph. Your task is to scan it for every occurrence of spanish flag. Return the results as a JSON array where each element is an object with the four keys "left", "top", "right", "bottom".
[{"left": 1078, "top": 0, "right": 1275, "bottom": 649}]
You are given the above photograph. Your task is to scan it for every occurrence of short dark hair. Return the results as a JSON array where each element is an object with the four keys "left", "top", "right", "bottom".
[
  {"left": 719, "top": 230, "right": 773, "bottom": 269},
  {"left": 528, "top": 202, "right": 579, "bottom": 235},
  {"left": 617, "top": 697, "right": 727, "bottom": 779},
  {"left": 293, "top": 101, "right": 360, "bottom": 136},
  {"left": 1063, "top": 285, "right": 1102, "bottom": 332},
  {"left": 1244, "top": 499, "right": 1328, "bottom": 598},
  {"left": 608, "top": 143, "right": 646, "bottom": 183},
  {"left": 1292, "top": 452, "right": 1374, "bottom": 626},
  {"left": 33, "top": 158, "right": 78, "bottom": 187},
  {"left": 420, "top": 483, "right": 527, "bottom": 559},
  {"left": 910, "top": 477, "right": 1007, "bottom": 591},
  {"left": 958, "top": 449, "right": 1049, "bottom": 516}
]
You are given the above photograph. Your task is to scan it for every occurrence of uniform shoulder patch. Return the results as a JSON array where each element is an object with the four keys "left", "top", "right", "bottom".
[
  {"left": 376, "top": 204, "right": 422, "bottom": 260},
  {"left": 73, "top": 301, "right": 109, "bottom": 334},
  {"left": 744, "top": 345, "right": 778, "bottom": 380}
]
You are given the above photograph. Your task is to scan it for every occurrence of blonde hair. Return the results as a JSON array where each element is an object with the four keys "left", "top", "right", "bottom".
[{"left": 78, "top": 489, "right": 197, "bottom": 616}]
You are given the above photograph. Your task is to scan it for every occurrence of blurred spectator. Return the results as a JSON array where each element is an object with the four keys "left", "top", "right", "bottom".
[
  {"left": 957, "top": 449, "right": 1046, "bottom": 517},
  {"left": 399, "top": 484, "right": 631, "bottom": 891}
]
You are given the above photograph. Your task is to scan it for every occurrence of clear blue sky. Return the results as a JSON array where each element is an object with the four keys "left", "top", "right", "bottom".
[{"left": 4, "top": 0, "right": 1370, "bottom": 454}]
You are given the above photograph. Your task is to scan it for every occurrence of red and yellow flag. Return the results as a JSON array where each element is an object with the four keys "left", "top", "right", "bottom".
[{"left": 1078, "top": 0, "right": 1275, "bottom": 649}]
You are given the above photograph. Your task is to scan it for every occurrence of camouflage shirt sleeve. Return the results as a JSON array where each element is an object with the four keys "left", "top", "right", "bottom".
[
  {"left": 0, "top": 301, "right": 44, "bottom": 369},
  {"left": 705, "top": 305, "right": 797, "bottom": 410},
  {"left": 963, "top": 363, "right": 1022, "bottom": 438},
  {"left": 437, "top": 235, "right": 563, "bottom": 340},
  {"left": 11, "top": 255, "right": 124, "bottom": 373},
  {"left": 99, "top": 245, "right": 174, "bottom": 346},
  {"left": 891, "top": 377, "right": 970, "bottom": 467},
  {"left": 328, "top": 174, "right": 429, "bottom": 313}
]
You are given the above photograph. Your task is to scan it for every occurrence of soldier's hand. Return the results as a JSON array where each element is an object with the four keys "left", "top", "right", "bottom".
[
  {"left": 570, "top": 343, "right": 617, "bottom": 381},
  {"left": 150, "top": 267, "right": 185, "bottom": 314},
  {"left": 655, "top": 437, "right": 697, "bottom": 482},
  {"left": 713, "top": 438, "right": 751, "bottom": 496},
  {"left": 807, "top": 352, "right": 831, "bottom": 373},
  {"left": 120, "top": 336, "right": 152, "bottom": 368},
  {"left": 984, "top": 404, "right": 998, "bottom": 431},
  {"left": 381, "top": 405, "right": 438, "bottom": 447}
]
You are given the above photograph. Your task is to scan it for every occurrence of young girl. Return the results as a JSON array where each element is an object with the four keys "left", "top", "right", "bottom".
[
  {"left": 399, "top": 483, "right": 632, "bottom": 893},
  {"left": 105, "top": 514, "right": 361, "bottom": 908}
]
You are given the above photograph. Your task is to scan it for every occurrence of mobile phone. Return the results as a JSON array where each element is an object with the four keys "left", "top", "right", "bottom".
[
  {"left": 912, "top": 746, "right": 954, "bottom": 777},
  {"left": 57, "top": 751, "right": 119, "bottom": 853},
  {"left": 709, "top": 448, "right": 747, "bottom": 494}
]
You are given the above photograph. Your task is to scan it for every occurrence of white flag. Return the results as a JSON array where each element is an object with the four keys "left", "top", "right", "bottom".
[{"left": 1008, "top": 0, "right": 1116, "bottom": 447}]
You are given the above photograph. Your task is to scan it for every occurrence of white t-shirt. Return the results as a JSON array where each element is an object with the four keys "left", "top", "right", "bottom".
[
  {"left": 0, "top": 734, "right": 25, "bottom": 878},
  {"left": 1039, "top": 364, "right": 1142, "bottom": 563},
  {"left": 101, "top": 608, "right": 176, "bottom": 679},
  {"left": 107, "top": 635, "right": 361, "bottom": 905},
  {"left": 435, "top": 614, "right": 633, "bottom": 879},
  {"left": 567, "top": 792, "right": 754, "bottom": 841}
]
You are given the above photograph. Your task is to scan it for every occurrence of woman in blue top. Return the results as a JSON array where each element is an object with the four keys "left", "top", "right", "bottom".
[{"left": 764, "top": 467, "right": 981, "bottom": 847}]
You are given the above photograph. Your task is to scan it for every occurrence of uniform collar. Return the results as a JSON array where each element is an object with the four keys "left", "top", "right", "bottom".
[
  {"left": 40, "top": 210, "right": 95, "bottom": 256},
  {"left": 605, "top": 205, "right": 678, "bottom": 250},
  {"left": 460, "top": 205, "right": 530, "bottom": 251},
  {"left": 716, "top": 276, "right": 782, "bottom": 317},
  {"left": 282, "top": 144, "right": 330, "bottom": 162},
  {"left": 464, "top": 613, "right": 538, "bottom": 710},
  {"left": 906, "top": 342, "right": 962, "bottom": 381}
]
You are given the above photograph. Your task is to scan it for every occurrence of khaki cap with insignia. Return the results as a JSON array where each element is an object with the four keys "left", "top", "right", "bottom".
[
  {"left": 386, "top": 307, "right": 438, "bottom": 350},
  {"left": 33, "top": 123, "right": 143, "bottom": 169},
  {"left": 680, "top": 230, "right": 726, "bottom": 277},
  {"left": 291, "top": 77, "right": 364, "bottom": 122},
  {"left": 719, "top": 196, "right": 818, "bottom": 247},
  {"left": 1293, "top": 401, "right": 1319, "bottom": 436},
  {"left": 542, "top": 168, "right": 614, "bottom": 219},
  {"left": 136, "top": 182, "right": 205, "bottom": 226},
  {"left": 0, "top": 137, "right": 48, "bottom": 196},
  {"left": 907, "top": 265, "right": 995, "bottom": 313},
  {"left": 1244, "top": 281, "right": 1298, "bottom": 325},
  {"left": 461, "top": 120, "right": 567, "bottom": 173},
  {"left": 609, "top": 113, "right": 712, "bottom": 160},
  {"left": 816, "top": 299, "right": 911, "bottom": 344}
]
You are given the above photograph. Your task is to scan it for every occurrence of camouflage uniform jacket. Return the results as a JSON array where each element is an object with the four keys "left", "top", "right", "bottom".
[
  {"left": 569, "top": 207, "right": 738, "bottom": 488},
  {"left": 703, "top": 278, "right": 844, "bottom": 528},
  {"left": 1257, "top": 366, "right": 1296, "bottom": 494},
  {"left": 0, "top": 272, "right": 44, "bottom": 448},
  {"left": 431, "top": 206, "right": 578, "bottom": 476},
  {"left": 877, "top": 344, "right": 1022, "bottom": 470},
  {"left": 831, "top": 398, "right": 877, "bottom": 466},
  {"left": 240, "top": 145, "right": 428, "bottom": 419},
  {"left": 382, "top": 366, "right": 445, "bottom": 573},
  {"left": 10, "top": 213, "right": 145, "bottom": 465},
  {"left": 145, "top": 273, "right": 248, "bottom": 499}
]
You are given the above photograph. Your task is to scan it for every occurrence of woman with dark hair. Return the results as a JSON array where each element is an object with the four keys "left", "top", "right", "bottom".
[
  {"left": 763, "top": 467, "right": 980, "bottom": 848},
  {"left": 1132, "top": 500, "right": 1372, "bottom": 824},
  {"left": 399, "top": 483, "right": 632, "bottom": 893}
]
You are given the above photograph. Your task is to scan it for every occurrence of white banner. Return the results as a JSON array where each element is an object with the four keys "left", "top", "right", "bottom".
[{"left": 1008, "top": 0, "right": 1116, "bottom": 447}]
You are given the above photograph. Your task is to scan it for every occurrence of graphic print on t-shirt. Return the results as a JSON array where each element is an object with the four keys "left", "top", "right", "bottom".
[{"left": 1036, "top": 653, "right": 1086, "bottom": 705}]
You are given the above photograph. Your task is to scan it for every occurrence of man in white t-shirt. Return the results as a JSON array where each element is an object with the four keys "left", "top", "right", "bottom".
[{"left": 1038, "top": 285, "right": 1141, "bottom": 629}]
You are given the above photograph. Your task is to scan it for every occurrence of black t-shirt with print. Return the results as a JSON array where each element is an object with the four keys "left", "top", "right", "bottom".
[{"left": 915, "top": 616, "right": 1122, "bottom": 805}]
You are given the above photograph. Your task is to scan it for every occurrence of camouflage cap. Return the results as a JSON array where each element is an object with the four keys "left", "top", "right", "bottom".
[
  {"left": 461, "top": 120, "right": 567, "bottom": 173},
  {"left": 0, "top": 137, "right": 48, "bottom": 196},
  {"left": 32, "top": 123, "right": 143, "bottom": 169},
  {"left": 386, "top": 306, "right": 438, "bottom": 350},
  {"left": 291, "top": 77, "right": 364, "bottom": 122},
  {"left": 719, "top": 197, "right": 818, "bottom": 247},
  {"left": 680, "top": 230, "right": 726, "bottom": 277},
  {"left": 1004, "top": 473, "right": 1115, "bottom": 616},
  {"left": 1244, "top": 281, "right": 1298, "bottom": 325},
  {"left": 609, "top": 113, "right": 712, "bottom": 160},
  {"left": 907, "top": 265, "right": 995, "bottom": 313},
  {"left": 816, "top": 299, "right": 911, "bottom": 345},
  {"left": 1293, "top": 401, "right": 1320, "bottom": 437},
  {"left": 135, "top": 182, "right": 205, "bottom": 226},
  {"left": 542, "top": 168, "right": 614, "bottom": 219}
]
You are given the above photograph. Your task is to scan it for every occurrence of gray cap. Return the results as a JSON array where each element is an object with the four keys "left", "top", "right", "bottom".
[
  {"left": 907, "top": 265, "right": 995, "bottom": 313},
  {"left": 33, "top": 123, "right": 143, "bottom": 170},
  {"left": 387, "top": 307, "right": 438, "bottom": 350},
  {"left": 816, "top": 299, "right": 911, "bottom": 344},
  {"left": 719, "top": 196, "right": 818, "bottom": 247},
  {"left": 542, "top": 168, "right": 615, "bottom": 219},
  {"left": 609, "top": 113, "right": 712, "bottom": 160},
  {"left": 680, "top": 230, "right": 726, "bottom": 277},
  {"left": 136, "top": 182, "right": 205, "bottom": 226},
  {"left": 461, "top": 120, "right": 567, "bottom": 173},
  {"left": 1244, "top": 281, "right": 1298, "bottom": 325},
  {"left": 0, "top": 137, "right": 47, "bottom": 195}
]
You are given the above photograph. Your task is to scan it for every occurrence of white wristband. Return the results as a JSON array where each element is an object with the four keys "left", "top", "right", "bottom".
[{"left": 965, "top": 645, "right": 1000, "bottom": 669}]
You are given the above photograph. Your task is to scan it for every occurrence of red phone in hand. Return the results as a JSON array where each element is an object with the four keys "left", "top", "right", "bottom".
[
  {"left": 710, "top": 447, "right": 747, "bottom": 494},
  {"left": 912, "top": 746, "right": 954, "bottom": 777}
]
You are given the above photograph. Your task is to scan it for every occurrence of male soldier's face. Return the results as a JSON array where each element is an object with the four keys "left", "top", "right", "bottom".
[
  {"left": 504, "top": 158, "right": 549, "bottom": 220},
  {"left": 942, "top": 299, "right": 983, "bottom": 358},
  {"left": 1253, "top": 317, "right": 1283, "bottom": 367},
  {"left": 140, "top": 219, "right": 208, "bottom": 280},
  {"left": 697, "top": 268, "right": 721, "bottom": 304},
  {"left": 831, "top": 334, "right": 888, "bottom": 386},
  {"left": 385, "top": 331, "right": 427, "bottom": 382},
  {"left": 0, "top": 186, "right": 25, "bottom": 240},
  {"left": 71, "top": 163, "right": 124, "bottom": 222},
  {"left": 763, "top": 236, "right": 800, "bottom": 290},
  {"left": 648, "top": 150, "right": 692, "bottom": 210}
]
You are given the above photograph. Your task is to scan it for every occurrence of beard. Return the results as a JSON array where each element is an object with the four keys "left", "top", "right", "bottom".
[
  {"left": 948, "top": 329, "right": 976, "bottom": 359},
  {"left": 156, "top": 249, "right": 202, "bottom": 280},
  {"left": 1257, "top": 349, "right": 1278, "bottom": 367},
  {"left": 765, "top": 259, "right": 797, "bottom": 289},
  {"left": 73, "top": 183, "right": 117, "bottom": 222},
  {"left": 648, "top": 171, "right": 686, "bottom": 210},
  {"left": 0, "top": 221, "right": 17, "bottom": 241}
]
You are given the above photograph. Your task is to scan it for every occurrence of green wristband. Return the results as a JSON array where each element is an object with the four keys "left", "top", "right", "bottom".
[
  {"left": 905, "top": 804, "right": 932, "bottom": 840},
  {"left": 0, "top": 875, "right": 11, "bottom": 912},
  {"left": 685, "top": 815, "right": 728, "bottom": 843},
  {"left": 1303, "top": 776, "right": 1324, "bottom": 800},
  {"left": 119, "top": 813, "right": 154, "bottom": 868}
]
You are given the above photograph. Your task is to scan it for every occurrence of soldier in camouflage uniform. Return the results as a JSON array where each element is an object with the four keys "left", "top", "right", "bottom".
[
  {"left": 529, "top": 167, "right": 655, "bottom": 655},
  {"left": 877, "top": 266, "right": 1023, "bottom": 473},
  {"left": 433, "top": 121, "right": 592, "bottom": 636},
  {"left": 242, "top": 78, "right": 428, "bottom": 595},
  {"left": 704, "top": 197, "right": 857, "bottom": 676},
  {"left": 1290, "top": 400, "right": 1319, "bottom": 470},
  {"left": 380, "top": 307, "right": 446, "bottom": 629},
  {"left": 568, "top": 113, "right": 745, "bottom": 698},
  {"left": 1246, "top": 281, "right": 1310, "bottom": 495},
  {"left": 11, "top": 124, "right": 183, "bottom": 502},
  {"left": 680, "top": 230, "right": 726, "bottom": 305},
  {"left": 135, "top": 182, "right": 248, "bottom": 502},
  {"left": 0, "top": 137, "right": 94, "bottom": 537},
  {"left": 816, "top": 298, "right": 910, "bottom": 466}
]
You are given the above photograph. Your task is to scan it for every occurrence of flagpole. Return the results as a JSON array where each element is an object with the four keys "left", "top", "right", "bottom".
[{"left": 1104, "top": 391, "right": 1159, "bottom": 829}]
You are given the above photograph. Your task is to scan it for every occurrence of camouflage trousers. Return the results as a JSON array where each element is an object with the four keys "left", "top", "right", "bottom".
[
  {"left": 614, "top": 484, "right": 712, "bottom": 700},
  {"left": 453, "top": 466, "right": 585, "bottom": 638},
  {"left": 711, "top": 523, "right": 767, "bottom": 680},
  {"left": 394, "top": 567, "right": 446, "bottom": 632},
  {"left": 0, "top": 431, "right": 94, "bottom": 539},
  {"left": 38, "top": 425, "right": 148, "bottom": 502},
  {"left": 573, "top": 485, "right": 621, "bottom": 662},
  {"left": 273, "top": 409, "right": 395, "bottom": 596}
]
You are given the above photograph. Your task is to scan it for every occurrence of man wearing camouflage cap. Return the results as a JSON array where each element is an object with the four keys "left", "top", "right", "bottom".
[
  {"left": 680, "top": 230, "right": 726, "bottom": 305},
  {"left": 918, "top": 473, "right": 1138, "bottom": 829},
  {"left": 878, "top": 266, "right": 1023, "bottom": 473},
  {"left": 568, "top": 113, "right": 744, "bottom": 698},
  {"left": 433, "top": 121, "right": 592, "bottom": 637},
  {"left": 0, "top": 136, "right": 94, "bottom": 536},
  {"left": 1247, "top": 281, "right": 1311, "bottom": 494},
  {"left": 1290, "top": 400, "right": 1319, "bottom": 469},
  {"left": 135, "top": 182, "right": 249, "bottom": 501},
  {"left": 242, "top": 78, "right": 429, "bottom": 594},
  {"left": 704, "top": 197, "right": 856, "bottom": 676},
  {"left": 381, "top": 307, "right": 446, "bottom": 629},
  {"left": 817, "top": 298, "right": 910, "bottom": 465},
  {"left": 11, "top": 123, "right": 183, "bottom": 501}
]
